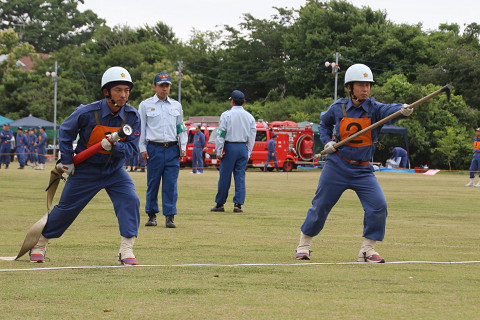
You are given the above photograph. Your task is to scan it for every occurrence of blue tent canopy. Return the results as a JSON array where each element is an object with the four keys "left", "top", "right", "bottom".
[
  {"left": 7, "top": 115, "right": 56, "bottom": 130},
  {"left": 0, "top": 115, "right": 13, "bottom": 126}
]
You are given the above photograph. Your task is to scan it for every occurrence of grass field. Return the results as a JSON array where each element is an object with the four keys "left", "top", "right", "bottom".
[{"left": 0, "top": 162, "right": 479, "bottom": 319}]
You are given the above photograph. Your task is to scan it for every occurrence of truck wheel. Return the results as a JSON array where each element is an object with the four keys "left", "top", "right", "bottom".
[{"left": 283, "top": 160, "right": 294, "bottom": 172}]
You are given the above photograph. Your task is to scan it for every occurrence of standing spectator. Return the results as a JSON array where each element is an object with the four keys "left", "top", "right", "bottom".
[
  {"left": 27, "top": 128, "right": 38, "bottom": 168},
  {"left": 210, "top": 90, "right": 256, "bottom": 213},
  {"left": 29, "top": 66, "right": 141, "bottom": 265},
  {"left": 466, "top": 127, "right": 480, "bottom": 187},
  {"left": 35, "top": 126, "right": 48, "bottom": 170},
  {"left": 387, "top": 147, "right": 408, "bottom": 168},
  {"left": 0, "top": 123, "right": 13, "bottom": 169},
  {"left": 15, "top": 127, "right": 28, "bottom": 169},
  {"left": 263, "top": 134, "right": 279, "bottom": 172},
  {"left": 191, "top": 125, "right": 206, "bottom": 174},
  {"left": 295, "top": 64, "right": 413, "bottom": 263},
  {"left": 139, "top": 72, "right": 187, "bottom": 228}
]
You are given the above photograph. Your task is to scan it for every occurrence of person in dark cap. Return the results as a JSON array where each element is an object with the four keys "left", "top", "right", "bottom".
[
  {"left": 210, "top": 90, "right": 256, "bottom": 213},
  {"left": 35, "top": 126, "right": 48, "bottom": 170},
  {"left": 263, "top": 133, "right": 279, "bottom": 172},
  {"left": 466, "top": 127, "right": 480, "bottom": 187},
  {"left": 191, "top": 125, "right": 206, "bottom": 174},
  {"left": 0, "top": 123, "right": 14, "bottom": 169},
  {"left": 15, "top": 127, "right": 27, "bottom": 169},
  {"left": 138, "top": 72, "right": 187, "bottom": 228}
]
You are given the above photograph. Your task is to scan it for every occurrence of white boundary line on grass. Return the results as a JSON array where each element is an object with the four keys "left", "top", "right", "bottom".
[{"left": 1, "top": 260, "right": 480, "bottom": 272}]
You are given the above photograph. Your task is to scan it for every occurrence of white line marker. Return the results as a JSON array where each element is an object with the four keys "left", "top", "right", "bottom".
[{"left": 1, "top": 260, "right": 479, "bottom": 272}]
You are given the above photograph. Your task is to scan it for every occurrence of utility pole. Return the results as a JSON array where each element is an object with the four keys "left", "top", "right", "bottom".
[
  {"left": 175, "top": 61, "right": 183, "bottom": 103},
  {"left": 46, "top": 61, "right": 58, "bottom": 161},
  {"left": 325, "top": 52, "right": 341, "bottom": 100}
]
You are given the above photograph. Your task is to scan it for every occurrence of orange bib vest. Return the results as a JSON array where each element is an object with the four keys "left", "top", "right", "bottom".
[
  {"left": 86, "top": 110, "right": 127, "bottom": 154},
  {"left": 338, "top": 104, "right": 372, "bottom": 148}
]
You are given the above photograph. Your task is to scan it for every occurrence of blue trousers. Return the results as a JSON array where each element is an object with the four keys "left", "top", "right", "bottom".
[
  {"left": 192, "top": 147, "right": 203, "bottom": 173},
  {"left": 38, "top": 147, "right": 47, "bottom": 164},
  {"left": 469, "top": 153, "right": 480, "bottom": 178},
  {"left": 145, "top": 144, "right": 179, "bottom": 216},
  {"left": 0, "top": 143, "right": 11, "bottom": 165},
  {"left": 264, "top": 152, "right": 279, "bottom": 169},
  {"left": 16, "top": 146, "right": 26, "bottom": 167},
  {"left": 301, "top": 153, "right": 388, "bottom": 241},
  {"left": 42, "top": 162, "right": 140, "bottom": 239},
  {"left": 215, "top": 142, "right": 248, "bottom": 205}
]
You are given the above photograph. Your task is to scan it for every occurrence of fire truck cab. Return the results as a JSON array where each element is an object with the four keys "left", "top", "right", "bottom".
[{"left": 204, "top": 120, "right": 317, "bottom": 171}]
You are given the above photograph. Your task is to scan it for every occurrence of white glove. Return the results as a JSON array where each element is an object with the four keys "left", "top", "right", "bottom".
[
  {"left": 324, "top": 141, "right": 337, "bottom": 154},
  {"left": 58, "top": 163, "right": 74, "bottom": 175},
  {"left": 101, "top": 135, "right": 114, "bottom": 151},
  {"left": 400, "top": 104, "right": 413, "bottom": 116}
]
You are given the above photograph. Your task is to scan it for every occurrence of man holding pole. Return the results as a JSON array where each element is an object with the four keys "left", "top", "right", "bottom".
[
  {"left": 29, "top": 66, "right": 141, "bottom": 265},
  {"left": 295, "top": 63, "right": 413, "bottom": 263}
]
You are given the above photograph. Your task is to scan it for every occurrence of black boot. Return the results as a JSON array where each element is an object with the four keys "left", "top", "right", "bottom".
[
  {"left": 145, "top": 214, "right": 157, "bottom": 226},
  {"left": 210, "top": 204, "right": 225, "bottom": 212},
  {"left": 165, "top": 215, "right": 176, "bottom": 228},
  {"left": 233, "top": 203, "right": 243, "bottom": 213}
]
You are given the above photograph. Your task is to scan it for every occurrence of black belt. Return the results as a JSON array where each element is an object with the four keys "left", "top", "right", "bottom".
[{"left": 148, "top": 141, "right": 177, "bottom": 147}]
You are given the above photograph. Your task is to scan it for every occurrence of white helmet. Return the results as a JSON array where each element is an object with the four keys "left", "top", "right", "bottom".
[
  {"left": 344, "top": 63, "right": 374, "bottom": 85},
  {"left": 101, "top": 66, "right": 133, "bottom": 90}
]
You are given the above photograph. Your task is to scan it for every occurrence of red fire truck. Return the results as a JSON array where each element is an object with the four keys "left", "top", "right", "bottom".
[{"left": 204, "top": 120, "right": 318, "bottom": 171}]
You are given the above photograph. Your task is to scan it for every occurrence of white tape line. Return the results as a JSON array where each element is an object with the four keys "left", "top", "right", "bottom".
[{"left": 1, "top": 260, "right": 480, "bottom": 272}]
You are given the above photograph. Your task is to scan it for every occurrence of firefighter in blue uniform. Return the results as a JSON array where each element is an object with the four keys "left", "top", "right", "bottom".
[
  {"left": 29, "top": 67, "right": 141, "bottom": 265},
  {"left": 0, "top": 123, "right": 13, "bottom": 168},
  {"left": 263, "top": 134, "right": 279, "bottom": 172},
  {"left": 27, "top": 128, "right": 38, "bottom": 167},
  {"left": 465, "top": 127, "right": 480, "bottom": 187},
  {"left": 15, "top": 127, "right": 28, "bottom": 169},
  {"left": 295, "top": 64, "right": 413, "bottom": 263},
  {"left": 35, "top": 126, "right": 48, "bottom": 170},
  {"left": 210, "top": 90, "right": 257, "bottom": 213},
  {"left": 388, "top": 146, "right": 408, "bottom": 168},
  {"left": 191, "top": 125, "right": 206, "bottom": 174}
]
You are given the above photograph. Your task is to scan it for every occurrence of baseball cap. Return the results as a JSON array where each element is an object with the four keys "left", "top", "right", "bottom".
[
  {"left": 229, "top": 90, "right": 245, "bottom": 101},
  {"left": 272, "top": 134, "right": 277, "bottom": 138},
  {"left": 154, "top": 72, "right": 172, "bottom": 85}
]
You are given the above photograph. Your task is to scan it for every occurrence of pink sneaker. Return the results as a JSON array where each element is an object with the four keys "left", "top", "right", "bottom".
[
  {"left": 119, "top": 257, "right": 138, "bottom": 266},
  {"left": 30, "top": 253, "right": 45, "bottom": 263},
  {"left": 296, "top": 251, "right": 310, "bottom": 260},
  {"left": 358, "top": 253, "right": 385, "bottom": 263}
]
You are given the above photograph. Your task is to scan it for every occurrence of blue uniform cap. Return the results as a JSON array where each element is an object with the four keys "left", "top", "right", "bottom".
[
  {"left": 272, "top": 134, "right": 277, "bottom": 138},
  {"left": 229, "top": 90, "right": 245, "bottom": 101},
  {"left": 154, "top": 72, "right": 172, "bottom": 85}
]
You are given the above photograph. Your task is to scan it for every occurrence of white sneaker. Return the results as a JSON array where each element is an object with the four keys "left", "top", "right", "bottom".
[
  {"left": 197, "top": 172, "right": 203, "bottom": 174},
  {"left": 466, "top": 181, "right": 474, "bottom": 187},
  {"left": 474, "top": 182, "right": 480, "bottom": 187},
  {"left": 189, "top": 171, "right": 195, "bottom": 174}
]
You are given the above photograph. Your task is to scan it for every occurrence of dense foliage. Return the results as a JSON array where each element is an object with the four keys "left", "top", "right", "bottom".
[{"left": 1, "top": 0, "right": 480, "bottom": 169}]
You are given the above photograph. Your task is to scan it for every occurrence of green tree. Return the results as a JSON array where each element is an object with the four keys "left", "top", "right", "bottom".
[{"left": 0, "top": 0, "right": 104, "bottom": 53}]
